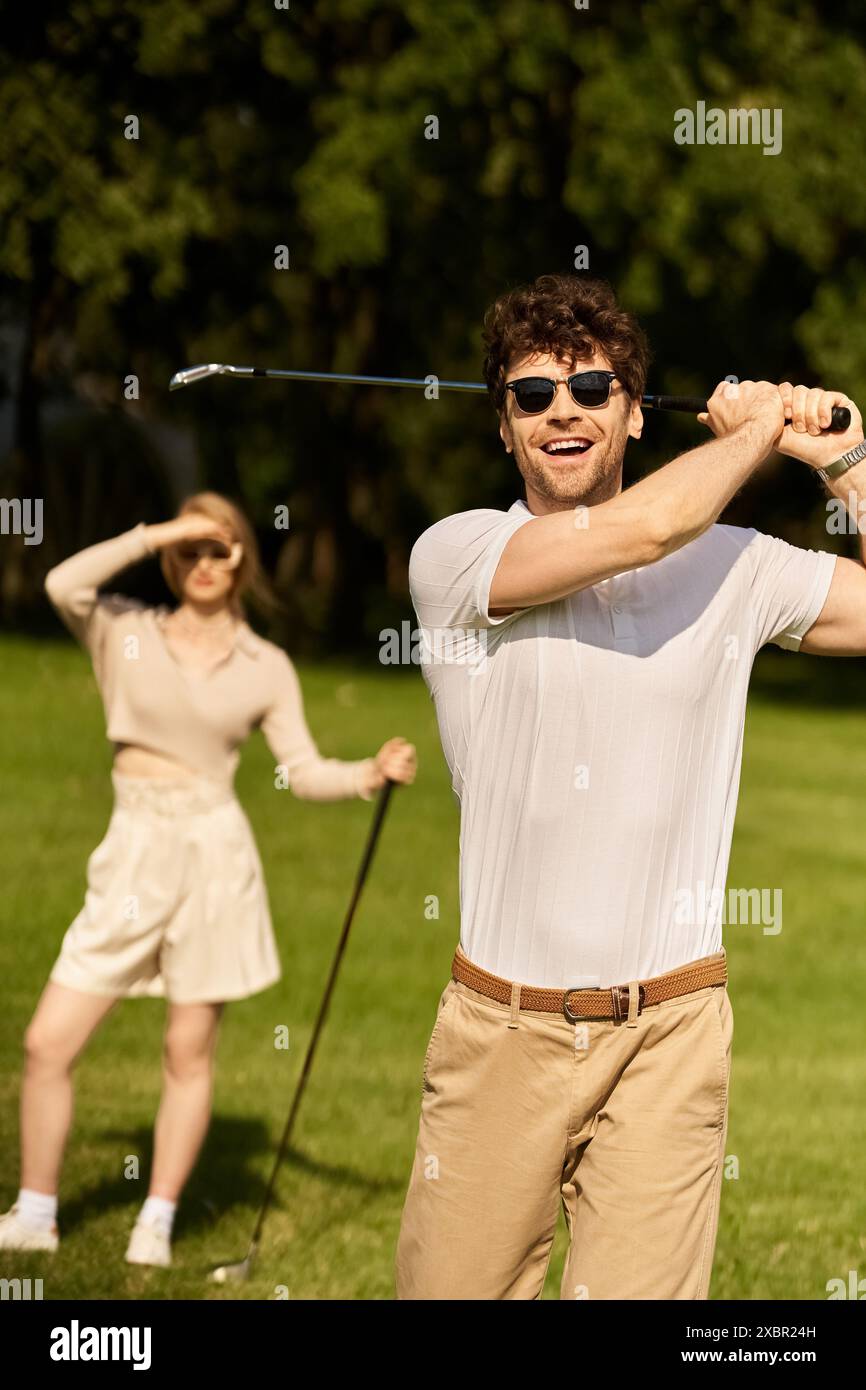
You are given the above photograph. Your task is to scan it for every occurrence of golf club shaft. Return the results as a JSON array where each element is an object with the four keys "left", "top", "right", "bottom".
[
  {"left": 169, "top": 365, "right": 851, "bottom": 432},
  {"left": 643, "top": 394, "right": 850, "bottom": 432},
  {"left": 170, "top": 364, "right": 487, "bottom": 393},
  {"left": 247, "top": 778, "right": 397, "bottom": 1253}
]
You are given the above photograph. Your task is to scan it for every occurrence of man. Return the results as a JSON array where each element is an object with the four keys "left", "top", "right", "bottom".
[{"left": 395, "top": 273, "right": 866, "bottom": 1300}]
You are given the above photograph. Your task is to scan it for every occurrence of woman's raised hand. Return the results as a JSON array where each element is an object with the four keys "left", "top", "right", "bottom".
[{"left": 144, "top": 514, "right": 235, "bottom": 553}]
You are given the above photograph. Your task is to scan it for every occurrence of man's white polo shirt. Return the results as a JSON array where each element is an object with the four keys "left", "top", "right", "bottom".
[{"left": 409, "top": 499, "right": 837, "bottom": 988}]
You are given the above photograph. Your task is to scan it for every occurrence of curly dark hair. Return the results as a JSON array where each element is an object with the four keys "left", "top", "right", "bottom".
[{"left": 481, "top": 273, "right": 651, "bottom": 413}]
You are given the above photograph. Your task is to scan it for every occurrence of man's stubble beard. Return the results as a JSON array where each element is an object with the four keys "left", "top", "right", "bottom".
[{"left": 513, "top": 428, "right": 629, "bottom": 510}]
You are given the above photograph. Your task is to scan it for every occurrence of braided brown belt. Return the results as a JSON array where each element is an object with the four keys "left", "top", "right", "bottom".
[{"left": 451, "top": 945, "right": 727, "bottom": 1021}]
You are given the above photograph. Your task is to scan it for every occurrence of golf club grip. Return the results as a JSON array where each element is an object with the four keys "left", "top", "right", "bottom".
[{"left": 648, "top": 394, "right": 850, "bottom": 433}]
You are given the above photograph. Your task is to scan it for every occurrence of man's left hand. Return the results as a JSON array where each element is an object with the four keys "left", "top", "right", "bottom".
[{"left": 775, "top": 383, "right": 864, "bottom": 469}]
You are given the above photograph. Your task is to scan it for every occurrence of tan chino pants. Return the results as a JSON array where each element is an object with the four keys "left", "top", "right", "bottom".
[{"left": 396, "top": 951, "right": 733, "bottom": 1300}]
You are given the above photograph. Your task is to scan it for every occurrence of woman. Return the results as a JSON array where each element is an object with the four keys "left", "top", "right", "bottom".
[{"left": 0, "top": 492, "right": 416, "bottom": 1266}]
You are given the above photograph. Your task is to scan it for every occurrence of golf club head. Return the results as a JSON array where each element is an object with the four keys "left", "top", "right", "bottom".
[
  {"left": 210, "top": 1255, "right": 253, "bottom": 1283},
  {"left": 209, "top": 1239, "right": 258, "bottom": 1283},
  {"left": 169, "top": 363, "right": 227, "bottom": 392}
]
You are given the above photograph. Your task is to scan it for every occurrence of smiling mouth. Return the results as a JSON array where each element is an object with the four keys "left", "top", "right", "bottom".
[{"left": 540, "top": 437, "right": 595, "bottom": 457}]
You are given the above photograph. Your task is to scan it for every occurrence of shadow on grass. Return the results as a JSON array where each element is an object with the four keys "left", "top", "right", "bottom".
[{"left": 60, "top": 1114, "right": 402, "bottom": 1238}]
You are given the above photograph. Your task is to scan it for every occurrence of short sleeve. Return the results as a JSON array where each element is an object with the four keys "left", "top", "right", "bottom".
[
  {"left": 747, "top": 530, "right": 838, "bottom": 651},
  {"left": 408, "top": 508, "right": 534, "bottom": 632}
]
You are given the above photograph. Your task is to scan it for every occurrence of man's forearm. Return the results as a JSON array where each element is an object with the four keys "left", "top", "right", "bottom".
[
  {"left": 823, "top": 458, "right": 866, "bottom": 567},
  {"left": 624, "top": 419, "right": 775, "bottom": 555},
  {"left": 490, "top": 382, "right": 782, "bottom": 611}
]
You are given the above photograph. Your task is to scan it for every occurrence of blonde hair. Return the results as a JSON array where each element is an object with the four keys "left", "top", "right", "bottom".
[{"left": 160, "top": 491, "right": 278, "bottom": 617}]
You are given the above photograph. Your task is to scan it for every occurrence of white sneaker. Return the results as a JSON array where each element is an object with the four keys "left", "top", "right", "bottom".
[
  {"left": 0, "top": 1203, "right": 59, "bottom": 1252},
  {"left": 125, "top": 1221, "right": 171, "bottom": 1267}
]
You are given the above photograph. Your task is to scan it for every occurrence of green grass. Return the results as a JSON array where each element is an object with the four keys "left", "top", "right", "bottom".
[{"left": 0, "top": 634, "right": 864, "bottom": 1300}]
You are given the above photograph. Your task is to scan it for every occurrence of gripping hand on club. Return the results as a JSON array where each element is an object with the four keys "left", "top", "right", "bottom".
[
  {"left": 362, "top": 736, "right": 417, "bottom": 794},
  {"left": 696, "top": 379, "right": 786, "bottom": 457},
  {"left": 774, "top": 384, "right": 864, "bottom": 470}
]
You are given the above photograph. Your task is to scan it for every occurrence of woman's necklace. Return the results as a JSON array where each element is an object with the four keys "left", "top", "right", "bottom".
[
  {"left": 170, "top": 608, "right": 238, "bottom": 645},
  {"left": 162, "top": 608, "right": 239, "bottom": 673}
]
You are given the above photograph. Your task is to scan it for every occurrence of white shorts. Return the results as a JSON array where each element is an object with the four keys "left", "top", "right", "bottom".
[{"left": 50, "top": 771, "right": 282, "bottom": 1005}]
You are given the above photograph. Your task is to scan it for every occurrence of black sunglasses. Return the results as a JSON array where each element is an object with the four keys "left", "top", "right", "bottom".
[
  {"left": 505, "top": 370, "right": 619, "bottom": 414},
  {"left": 175, "top": 541, "right": 232, "bottom": 563}
]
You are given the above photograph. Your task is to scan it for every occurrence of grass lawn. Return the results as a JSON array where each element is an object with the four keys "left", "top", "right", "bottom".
[{"left": 0, "top": 634, "right": 864, "bottom": 1300}]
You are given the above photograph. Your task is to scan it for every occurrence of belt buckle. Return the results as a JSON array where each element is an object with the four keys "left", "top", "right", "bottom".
[
  {"left": 563, "top": 987, "right": 602, "bottom": 1023},
  {"left": 563, "top": 983, "right": 646, "bottom": 1023}
]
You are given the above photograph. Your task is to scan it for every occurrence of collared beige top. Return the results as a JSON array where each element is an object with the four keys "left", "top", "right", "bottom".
[{"left": 44, "top": 523, "right": 375, "bottom": 797}]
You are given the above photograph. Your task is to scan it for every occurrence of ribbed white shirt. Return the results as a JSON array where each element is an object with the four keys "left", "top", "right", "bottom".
[{"left": 409, "top": 500, "right": 837, "bottom": 987}]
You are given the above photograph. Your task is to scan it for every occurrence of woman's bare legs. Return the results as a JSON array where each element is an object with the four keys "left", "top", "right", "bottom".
[
  {"left": 148, "top": 1002, "right": 224, "bottom": 1201},
  {"left": 21, "top": 981, "right": 121, "bottom": 1193},
  {"left": 20, "top": 983, "right": 223, "bottom": 1241}
]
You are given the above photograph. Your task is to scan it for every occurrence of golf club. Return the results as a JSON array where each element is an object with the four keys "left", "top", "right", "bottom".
[
  {"left": 210, "top": 778, "right": 397, "bottom": 1284},
  {"left": 169, "top": 362, "right": 852, "bottom": 432}
]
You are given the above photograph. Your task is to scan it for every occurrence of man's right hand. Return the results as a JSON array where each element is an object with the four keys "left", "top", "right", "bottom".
[{"left": 697, "top": 379, "right": 786, "bottom": 456}]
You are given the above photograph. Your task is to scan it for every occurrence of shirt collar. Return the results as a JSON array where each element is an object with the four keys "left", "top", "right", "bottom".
[
  {"left": 153, "top": 606, "right": 261, "bottom": 659},
  {"left": 234, "top": 621, "right": 260, "bottom": 658}
]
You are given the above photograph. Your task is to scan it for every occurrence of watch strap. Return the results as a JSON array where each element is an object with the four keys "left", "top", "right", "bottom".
[{"left": 818, "top": 438, "right": 866, "bottom": 483}]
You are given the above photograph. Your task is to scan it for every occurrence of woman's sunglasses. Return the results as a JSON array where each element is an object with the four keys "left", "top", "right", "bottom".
[
  {"left": 175, "top": 541, "right": 239, "bottom": 569},
  {"left": 505, "top": 370, "right": 619, "bottom": 415}
]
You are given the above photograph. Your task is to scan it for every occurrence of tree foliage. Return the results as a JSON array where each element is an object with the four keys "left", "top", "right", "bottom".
[{"left": 2, "top": 0, "right": 865, "bottom": 643}]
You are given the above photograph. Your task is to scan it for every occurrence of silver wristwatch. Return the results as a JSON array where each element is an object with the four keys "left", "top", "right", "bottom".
[{"left": 818, "top": 438, "right": 866, "bottom": 484}]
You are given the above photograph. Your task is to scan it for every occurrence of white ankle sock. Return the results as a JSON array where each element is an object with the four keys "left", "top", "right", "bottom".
[
  {"left": 17, "top": 1188, "right": 58, "bottom": 1232},
  {"left": 138, "top": 1195, "right": 177, "bottom": 1238}
]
